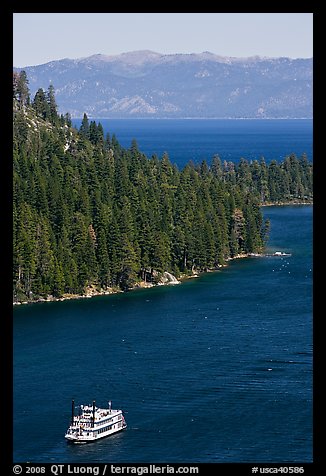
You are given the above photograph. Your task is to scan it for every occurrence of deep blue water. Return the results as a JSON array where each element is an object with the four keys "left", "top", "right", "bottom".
[
  {"left": 73, "top": 119, "right": 312, "bottom": 168},
  {"left": 13, "top": 205, "right": 312, "bottom": 463}
]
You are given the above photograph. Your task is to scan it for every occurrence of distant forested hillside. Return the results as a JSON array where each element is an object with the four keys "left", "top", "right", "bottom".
[{"left": 13, "top": 72, "right": 313, "bottom": 303}]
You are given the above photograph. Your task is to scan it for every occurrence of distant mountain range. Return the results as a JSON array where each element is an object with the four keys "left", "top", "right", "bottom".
[{"left": 14, "top": 50, "right": 313, "bottom": 118}]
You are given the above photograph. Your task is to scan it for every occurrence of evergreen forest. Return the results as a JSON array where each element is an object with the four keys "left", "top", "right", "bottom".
[{"left": 13, "top": 72, "right": 313, "bottom": 302}]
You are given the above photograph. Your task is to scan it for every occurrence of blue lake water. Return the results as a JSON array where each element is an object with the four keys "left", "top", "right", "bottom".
[
  {"left": 73, "top": 118, "right": 313, "bottom": 168},
  {"left": 13, "top": 205, "right": 312, "bottom": 463}
]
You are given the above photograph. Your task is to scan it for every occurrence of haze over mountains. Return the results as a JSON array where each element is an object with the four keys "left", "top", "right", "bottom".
[{"left": 15, "top": 50, "right": 312, "bottom": 118}]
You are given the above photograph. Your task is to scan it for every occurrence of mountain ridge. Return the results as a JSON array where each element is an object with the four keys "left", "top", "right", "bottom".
[{"left": 14, "top": 50, "right": 312, "bottom": 119}]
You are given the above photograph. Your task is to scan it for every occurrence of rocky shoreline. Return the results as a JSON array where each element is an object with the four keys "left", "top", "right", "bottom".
[
  {"left": 13, "top": 254, "right": 251, "bottom": 306},
  {"left": 13, "top": 271, "right": 182, "bottom": 306},
  {"left": 261, "top": 200, "right": 313, "bottom": 207}
]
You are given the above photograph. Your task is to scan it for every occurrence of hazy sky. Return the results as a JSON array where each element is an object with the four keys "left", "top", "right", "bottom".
[{"left": 13, "top": 13, "right": 313, "bottom": 67}]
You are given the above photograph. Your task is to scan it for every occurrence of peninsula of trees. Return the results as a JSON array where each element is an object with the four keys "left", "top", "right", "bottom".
[{"left": 13, "top": 72, "right": 313, "bottom": 303}]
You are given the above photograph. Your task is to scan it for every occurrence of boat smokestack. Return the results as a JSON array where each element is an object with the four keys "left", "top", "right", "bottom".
[
  {"left": 71, "top": 399, "right": 75, "bottom": 425},
  {"left": 92, "top": 400, "right": 96, "bottom": 427},
  {"left": 109, "top": 400, "right": 112, "bottom": 414}
]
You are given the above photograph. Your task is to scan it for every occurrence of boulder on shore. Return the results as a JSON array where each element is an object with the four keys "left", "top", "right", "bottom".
[{"left": 158, "top": 272, "right": 181, "bottom": 285}]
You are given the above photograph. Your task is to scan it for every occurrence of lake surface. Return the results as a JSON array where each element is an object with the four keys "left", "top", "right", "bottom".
[
  {"left": 73, "top": 118, "right": 313, "bottom": 168},
  {"left": 13, "top": 205, "right": 312, "bottom": 463}
]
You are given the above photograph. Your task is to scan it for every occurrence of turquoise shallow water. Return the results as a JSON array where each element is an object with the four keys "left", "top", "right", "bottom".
[{"left": 13, "top": 205, "right": 312, "bottom": 463}]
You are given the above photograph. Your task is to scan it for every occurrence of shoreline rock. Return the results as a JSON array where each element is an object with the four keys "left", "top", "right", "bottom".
[{"left": 158, "top": 271, "right": 181, "bottom": 286}]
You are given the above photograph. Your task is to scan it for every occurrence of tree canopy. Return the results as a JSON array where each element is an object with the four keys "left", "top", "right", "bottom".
[{"left": 13, "top": 77, "right": 313, "bottom": 302}]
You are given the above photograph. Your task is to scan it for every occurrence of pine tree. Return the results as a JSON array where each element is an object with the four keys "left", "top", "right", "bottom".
[
  {"left": 33, "top": 88, "right": 50, "bottom": 120},
  {"left": 64, "top": 112, "right": 72, "bottom": 127},
  {"left": 211, "top": 154, "right": 223, "bottom": 180},
  {"left": 52, "top": 257, "right": 65, "bottom": 297},
  {"left": 47, "top": 84, "right": 58, "bottom": 124},
  {"left": 96, "top": 227, "right": 110, "bottom": 288},
  {"left": 16, "top": 70, "right": 30, "bottom": 107},
  {"left": 79, "top": 113, "right": 90, "bottom": 139},
  {"left": 13, "top": 72, "right": 20, "bottom": 99}
]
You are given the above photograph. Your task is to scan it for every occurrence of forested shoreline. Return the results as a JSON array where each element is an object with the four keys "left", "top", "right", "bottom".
[{"left": 13, "top": 72, "right": 313, "bottom": 304}]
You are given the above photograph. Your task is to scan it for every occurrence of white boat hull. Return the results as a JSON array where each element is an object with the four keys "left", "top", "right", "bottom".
[{"left": 65, "top": 423, "right": 127, "bottom": 443}]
